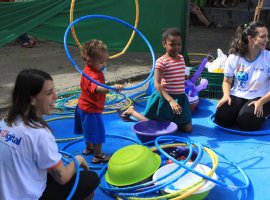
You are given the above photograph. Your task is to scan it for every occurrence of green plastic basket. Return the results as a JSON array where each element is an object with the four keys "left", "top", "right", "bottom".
[
  {"left": 190, "top": 67, "right": 224, "bottom": 99},
  {"left": 199, "top": 84, "right": 223, "bottom": 99}
]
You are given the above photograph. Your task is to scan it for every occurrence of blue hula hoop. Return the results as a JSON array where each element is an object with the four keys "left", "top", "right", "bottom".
[
  {"left": 155, "top": 136, "right": 250, "bottom": 190},
  {"left": 59, "top": 150, "right": 80, "bottom": 200},
  {"left": 208, "top": 114, "right": 270, "bottom": 135},
  {"left": 114, "top": 142, "right": 204, "bottom": 197},
  {"left": 99, "top": 136, "right": 249, "bottom": 198},
  {"left": 98, "top": 138, "right": 204, "bottom": 197},
  {"left": 61, "top": 93, "right": 80, "bottom": 110},
  {"left": 105, "top": 92, "right": 126, "bottom": 105},
  {"left": 64, "top": 15, "right": 155, "bottom": 91}
]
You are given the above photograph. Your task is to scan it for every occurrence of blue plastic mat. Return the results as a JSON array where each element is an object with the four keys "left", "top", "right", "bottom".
[{"left": 47, "top": 98, "right": 270, "bottom": 200}]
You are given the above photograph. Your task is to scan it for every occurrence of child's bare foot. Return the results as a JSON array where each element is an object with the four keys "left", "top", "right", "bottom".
[
  {"left": 117, "top": 106, "right": 134, "bottom": 122},
  {"left": 122, "top": 106, "right": 134, "bottom": 116}
]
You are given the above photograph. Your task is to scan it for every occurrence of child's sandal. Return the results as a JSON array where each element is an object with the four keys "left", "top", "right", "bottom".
[
  {"left": 91, "top": 153, "right": 110, "bottom": 164},
  {"left": 82, "top": 148, "right": 94, "bottom": 155}
]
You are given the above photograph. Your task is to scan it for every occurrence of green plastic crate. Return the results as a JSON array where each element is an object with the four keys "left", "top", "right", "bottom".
[
  {"left": 199, "top": 84, "right": 223, "bottom": 99},
  {"left": 190, "top": 67, "right": 224, "bottom": 99}
]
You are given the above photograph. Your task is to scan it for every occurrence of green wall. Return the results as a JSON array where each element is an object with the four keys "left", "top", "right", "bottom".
[{"left": 0, "top": 0, "right": 188, "bottom": 54}]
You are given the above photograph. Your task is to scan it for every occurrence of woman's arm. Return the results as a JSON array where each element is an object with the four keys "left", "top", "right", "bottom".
[
  {"left": 222, "top": 76, "right": 233, "bottom": 98},
  {"left": 217, "top": 76, "right": 233, "bottom": 108},
  {"left": 48, "top": 155, "right": 88, "bottom": 185},
  {"left": 248, "top": 91, "right": 270, "bottom": 117},
  {"left": 258, "top": 92, "right": 270, "bottom": 105}
]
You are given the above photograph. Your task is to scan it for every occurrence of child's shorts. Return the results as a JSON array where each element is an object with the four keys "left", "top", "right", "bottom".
[{"left": 74, "top": 106, "right": 105, "bottom": 144}]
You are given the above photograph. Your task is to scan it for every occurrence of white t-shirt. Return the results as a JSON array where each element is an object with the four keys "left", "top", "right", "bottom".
[
  {"left": 0, "top": 117, "right": 62, "bottom": 200},
  {"left": 224, "top": 50, "right": 270, "bottom": 99}
]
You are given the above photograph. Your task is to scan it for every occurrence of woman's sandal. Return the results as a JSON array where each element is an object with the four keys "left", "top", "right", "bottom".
[
  {"left": 116, "top": 109, "right": 132, "bottom": 122},
  {"left": 92, "top": 153, "right": 110, "bottom": 164},
  {"left": 82, "top": 148, "right": 94, "bottom": 155}
]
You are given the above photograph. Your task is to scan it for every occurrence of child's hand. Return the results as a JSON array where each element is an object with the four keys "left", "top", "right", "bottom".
[
  {"left": 169, "top": 99, "right": 182, "bottom": 115},
  {"left": 114, "top": 84, "right": 125, "bottom": 92}
]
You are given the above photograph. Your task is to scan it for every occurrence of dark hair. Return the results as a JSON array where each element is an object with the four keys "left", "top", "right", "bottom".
[
  {"left": 162, "top": 27, "right": 182, "bottom": 42},
  {"left": 228, "top": 21, "right": 266, "bottom": 56},
  {"left": 6, "top": 69, "right": 52, "bottom": 130},
  {"left": 81, "top": 39, "right": 108, "bottom": 62}
]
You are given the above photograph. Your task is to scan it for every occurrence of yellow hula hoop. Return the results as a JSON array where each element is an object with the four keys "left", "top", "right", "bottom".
[
  {"left": 45, "top": 115, "right": 74, "bottom": 122},
  {"left": 133, "top": 92, "right": 148, "bottom": 103},
  {"left": 54, "top": 96, "right": 132, "bottom": 115},
  {"left": 171, "top": 147, "right": 218, "bottom": 200},
  {"left": 55, "top": 90, "right": 132, "bottom": 115},
  {"left": 122, "top": 146, "right": 218, "bottom": 200},
  {"left": 188, "top": 52, "right": 214, "bottom": 65},
  {"left": 188, "top": 53, "right": 209, "bottom": 57},
  {"left": 103, "top": 97, "right": 133, "bottom": 114},
  {"left": 69, "top": 0, "right": 139, "bottom": 59},
  {"left": 118, "top": 143, "right": 218, "bottom": 200},
  {"left": 70, "top": 0, "right": 81, "bottom": 48},
  {"left": 56, "top": 136, "right": 83, "bottom": 143}
]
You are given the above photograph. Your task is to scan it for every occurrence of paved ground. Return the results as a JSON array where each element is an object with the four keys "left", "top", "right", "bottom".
[{"left": 0, "top": 26, "right": 235, "bottom": 110}]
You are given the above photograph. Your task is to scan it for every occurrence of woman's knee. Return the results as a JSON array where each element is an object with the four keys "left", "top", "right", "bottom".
[
  {"left": 214, "top": 109, "right": 234, "bottom": 127},
  {"left": 75, "top": 171, "right": 100, "bottom": 199},
  {"left": 237, "top": 112, "right": 264, "bottom": 131}
]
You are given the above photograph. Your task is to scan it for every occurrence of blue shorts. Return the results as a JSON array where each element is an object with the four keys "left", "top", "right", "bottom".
[{"left": 74, "top": 106, "right": 105, "bottom": 144}]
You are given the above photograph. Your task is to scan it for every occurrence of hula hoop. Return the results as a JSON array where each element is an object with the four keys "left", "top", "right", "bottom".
[
  {"left": 155, "top": 136, "right": 249, "bottom": 190},
  {"left": 99, "top": 142, "right": 218, "bottom": 200},
  {"left": 57, "top": 89, "right": 125, "bottom": 106},
  {"left": 54, "top": 89, "right": 132, "bottom": 115},
  {"left": 57, "top": 90, "right": 81, "bottom": 100},
  {"left": 105, "top": 92, "right": 127, "bottom": 105},
  {"left": 54, "top": 96, "right": 132, "bottom": 115},
  {"left": 64, "top": 14, "right": 155, "bottom": 91},
  {"left": 208, "top": 114, "right": 270, "bottom": 135},
  {"left": 103, "top": 96, "right": 133, "bottom": 114},
  {"left": 45, "top": 116, "right": 84, "bottom": 142},
  {"left": 59, "top": 150, "right": 80, "bottom": 200},
  {"left": 188, "top": 53, "right": 214, "bottom": 64},
  {"left": 106, "top": 93, "right": 118, "bottom": 105},
  {"left": 100, "top": 136, "right": 249, "bottom": 199},
  {"left": 130, "top": 92, "right": 149, "bottom": 107},
  {"left": 132, "top": 92, "right": 148, "bottom": 103},
  {"left": 61, "top": 94, "right": 80, "bottom": 110},
  {"left": 100, "top": 139, "right": 207, "bottom": 198},
  {"left": 69, "top": 0, "right": 139, "bottom": 60},
  {"left": 188, "top": 53, "right": 210, "bottom": 57},
  {"left": 100, "top": 142, "right": 203, "bottom": 193},
  {"left": 54, "top": 90, "right": 81, "bottom": 115},
  {"left": 61, "top": 92, "right": 126, "bottom": 110}
]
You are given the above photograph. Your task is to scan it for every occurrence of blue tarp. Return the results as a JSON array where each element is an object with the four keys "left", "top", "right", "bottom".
[{"left": 47, "top": 97, "right": 270, "bottom": 200}]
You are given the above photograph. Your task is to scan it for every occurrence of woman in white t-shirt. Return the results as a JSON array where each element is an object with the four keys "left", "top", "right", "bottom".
[
  {"left": 0, "top": 69, "right": 99, "bottom": 200},
  {"left": 215, "top": 21, "right": 270, "bottom": 131}
]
